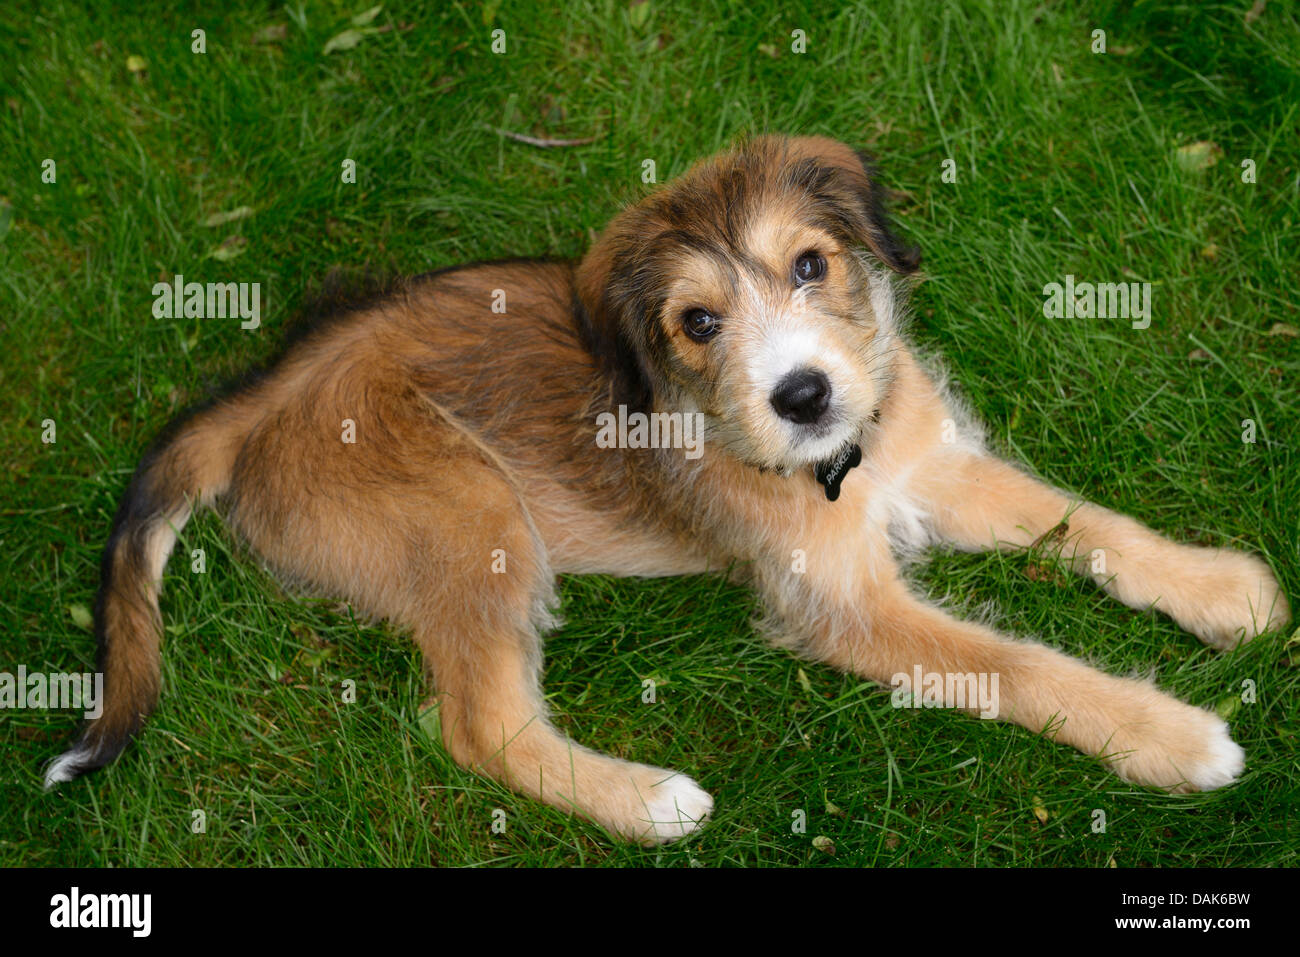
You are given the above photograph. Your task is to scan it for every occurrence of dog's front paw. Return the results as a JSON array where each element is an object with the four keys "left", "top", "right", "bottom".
[
  {"left": 634, "top": 772, "right": 714, "bottom": 844},
  {"left": 1169, "top": 548, "right": 1290, "bottom": 650},
  {"left": 1181, "top": 719, "right": 1247, "bottom": 791},
  {"left": 1105, "top": 697, "right": 1244, "bottom": 793}
]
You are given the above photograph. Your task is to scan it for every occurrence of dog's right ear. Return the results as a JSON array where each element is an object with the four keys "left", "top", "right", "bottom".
[{"left": 574, "top": 227, "right": 656, "bottom": 414}]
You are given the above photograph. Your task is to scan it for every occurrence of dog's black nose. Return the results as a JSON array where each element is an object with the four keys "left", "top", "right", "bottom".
[{"left": 770, "top": 369, "right": 832, "bottom": 425}]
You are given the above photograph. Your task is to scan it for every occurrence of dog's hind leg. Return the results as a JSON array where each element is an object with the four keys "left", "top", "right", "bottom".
[
  {"left": 411, "top": 617, "right": 713, "bottom": 844},
  {"left": 226, "top": 382, "right": 712, "bottom": 844},
  {"left": 907, "top": 450, "right": 1289, "bottom": 650},
  {"left": 402, "top": 482, "right": 713, "bottom": 844},
  {"left": 410, "top": 485, "right": 713, "bottom": 843}
]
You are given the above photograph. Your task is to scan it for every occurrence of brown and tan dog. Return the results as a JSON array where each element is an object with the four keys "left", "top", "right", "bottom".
[{"left": 47, "top": 135, "right": 1289, "bottom": 843}]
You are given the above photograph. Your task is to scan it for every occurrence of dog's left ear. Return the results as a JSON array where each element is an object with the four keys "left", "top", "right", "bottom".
[{"left": 780, "top": 136, "right": 921, "bottom": 275}]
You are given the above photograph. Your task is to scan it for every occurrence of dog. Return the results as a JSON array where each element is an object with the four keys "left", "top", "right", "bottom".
[{"left": 46, "top": 135, "right": 1290, "bottom": 844}]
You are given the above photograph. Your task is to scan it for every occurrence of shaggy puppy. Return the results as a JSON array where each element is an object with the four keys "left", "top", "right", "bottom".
[{"left": 47, "top": 135, "right": 1289, "bottom": 844}]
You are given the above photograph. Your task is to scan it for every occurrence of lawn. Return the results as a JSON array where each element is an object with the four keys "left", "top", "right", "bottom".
[{"left": 1, "top": 0, "right": 1297, "bottom": 867}]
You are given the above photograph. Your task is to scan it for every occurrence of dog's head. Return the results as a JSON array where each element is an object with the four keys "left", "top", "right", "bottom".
[{"left": 576, "top": 135, "right": 919, "bottom": 474}]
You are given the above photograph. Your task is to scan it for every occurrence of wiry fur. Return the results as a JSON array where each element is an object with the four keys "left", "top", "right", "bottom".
[{"left": 48, "top": 135, "right": 1290, "bottom": 842}]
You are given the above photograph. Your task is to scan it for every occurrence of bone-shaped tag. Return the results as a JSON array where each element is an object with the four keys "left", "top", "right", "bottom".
[{"left": 814, "top": 444, "right": 862, "bottom": 502}]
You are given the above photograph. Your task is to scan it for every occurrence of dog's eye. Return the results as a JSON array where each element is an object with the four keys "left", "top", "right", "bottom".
[
  {"left": 683, "top": 308, "right": 720, "bottom": 341},
  {"left": 793, "top": 251, "right": 826, "bottom": 286}
]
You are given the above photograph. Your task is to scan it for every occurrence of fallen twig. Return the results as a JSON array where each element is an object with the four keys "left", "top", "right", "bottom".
[{"left": 486, "top": 126, "right": 597, "bottom": 148}]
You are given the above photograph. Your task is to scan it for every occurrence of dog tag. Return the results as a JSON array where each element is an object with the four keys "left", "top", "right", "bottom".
[{"left": 814, "top": 444, "right": 862, "bottom": 502}]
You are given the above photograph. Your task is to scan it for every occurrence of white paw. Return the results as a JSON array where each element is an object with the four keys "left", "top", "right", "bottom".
[
  {"left": 1181, "top": 719, "right": 1245, "bottom": 792},
  {"left": 1107, "top": 699, "right": 1246, "bottom": 793},
  {"left": 638, "top": 774, "right": 713, "bottom": 843}
]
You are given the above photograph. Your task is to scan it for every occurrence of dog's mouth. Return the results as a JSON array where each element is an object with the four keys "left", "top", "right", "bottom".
[
  {"left": 710, "top": 403, "right": 880, "bottom": 483},
  {"left": 786, "top": 403, "right": 876, "bottom": 456}
]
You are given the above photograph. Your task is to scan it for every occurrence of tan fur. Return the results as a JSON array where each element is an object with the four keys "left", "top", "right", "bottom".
[{"left": 52, "top": 135, "right": 1289, "bottom": 842}]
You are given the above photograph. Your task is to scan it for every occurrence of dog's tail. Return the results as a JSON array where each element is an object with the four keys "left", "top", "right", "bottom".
[{"left": 44, "top": 400, "right": 250, "bottom": 787}]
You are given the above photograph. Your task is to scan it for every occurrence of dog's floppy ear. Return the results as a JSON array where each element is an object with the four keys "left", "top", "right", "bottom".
[
  {"left": 574, "top": 229, "right": 656, "bottom": 414},
  {"left": 779, "top": 135, "right": 921, "bottom": 275}
]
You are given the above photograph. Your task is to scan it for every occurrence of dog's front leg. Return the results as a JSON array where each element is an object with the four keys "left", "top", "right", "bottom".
[
  {"left": 906, "top": 450, "right": 1290, "bottom": 649},
  {"left": 759, "top": 557, "right": 1244, "bottom": 791}
]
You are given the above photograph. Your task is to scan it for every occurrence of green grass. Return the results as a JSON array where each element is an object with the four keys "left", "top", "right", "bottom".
[{"left": 2, "top": 0, "right": 1298, "bottom": 866}]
